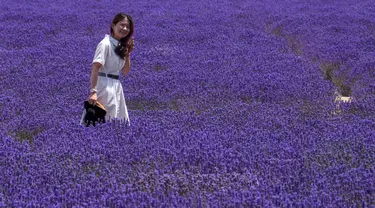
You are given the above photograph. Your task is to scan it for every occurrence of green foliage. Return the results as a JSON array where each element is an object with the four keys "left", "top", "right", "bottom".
[
  {"left": 13, "top": 128, "right": 43, "bottom": 144},
  {"left": 154, "top": 63, "right": 168, "bottom": 72},
  {"left": 319, "top": 62, "right": 354, "bottom": 96}
]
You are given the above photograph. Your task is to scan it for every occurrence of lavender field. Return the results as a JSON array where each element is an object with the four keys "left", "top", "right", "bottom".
[{"left": 1, "top": 0, "right": 375, "bottom": 207}]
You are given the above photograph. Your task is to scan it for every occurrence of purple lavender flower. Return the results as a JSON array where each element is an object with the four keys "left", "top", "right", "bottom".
[{"left": 1, "top": 0, "right": 374, "bottom": 207}]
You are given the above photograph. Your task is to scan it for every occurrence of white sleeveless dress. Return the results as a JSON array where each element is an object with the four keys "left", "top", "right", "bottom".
[{"left": 80, "top": 34, "right": 130, "bottom": 125}]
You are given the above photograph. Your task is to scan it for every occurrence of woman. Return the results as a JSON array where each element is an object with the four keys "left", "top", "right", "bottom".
[{"left": 81, "top": 13, "right": 134, "bottom": 126}]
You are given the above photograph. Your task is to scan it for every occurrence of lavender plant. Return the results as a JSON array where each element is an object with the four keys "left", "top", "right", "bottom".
[{"left": 1, "top": 0, "right": 374, "bottom": 207}]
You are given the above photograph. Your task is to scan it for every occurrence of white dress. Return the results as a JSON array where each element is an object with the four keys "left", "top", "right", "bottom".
[{"left": 80, "top": 34, "right": 130, "bottom": 125}]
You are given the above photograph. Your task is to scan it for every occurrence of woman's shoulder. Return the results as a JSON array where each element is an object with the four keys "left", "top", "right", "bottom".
[{"left": 97, "top": 35, "right": 111, "bottom": 46}]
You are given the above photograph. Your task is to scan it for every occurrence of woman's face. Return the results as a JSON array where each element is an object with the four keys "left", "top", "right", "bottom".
[{"left": 112, "top": 18, "right": 130, "bottom": 40}]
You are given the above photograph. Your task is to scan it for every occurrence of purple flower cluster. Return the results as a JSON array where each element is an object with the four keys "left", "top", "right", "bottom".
[{"left": 1, "top": 0, "right": 374, "bottom": 207}]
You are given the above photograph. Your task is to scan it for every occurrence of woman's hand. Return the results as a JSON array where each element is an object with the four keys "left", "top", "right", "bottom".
[
  {"left": 88, "top": 92, "right": 97, "bottom": 105},
  {"left": 127, "top": 36, "right": 134, "bottom": 53}
]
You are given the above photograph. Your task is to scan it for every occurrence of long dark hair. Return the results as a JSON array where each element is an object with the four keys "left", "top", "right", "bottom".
[{"left": 111, "top": 13, "right": 134, "bottom": 59}]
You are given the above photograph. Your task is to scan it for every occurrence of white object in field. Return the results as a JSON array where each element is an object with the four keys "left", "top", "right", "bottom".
[
  {"left": 332, "top": 92, "right": 352, "bottom": 115},
  {"left": 335, "top": 95, "right": 351, "bottom": 103}
]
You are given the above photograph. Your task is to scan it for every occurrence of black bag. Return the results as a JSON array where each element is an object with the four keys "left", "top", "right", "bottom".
[{"left": 83, "top": 101, "right": 106, "bottom": 127}]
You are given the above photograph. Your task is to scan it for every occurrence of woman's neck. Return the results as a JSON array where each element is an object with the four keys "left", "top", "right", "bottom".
[{"left": 111, "top": 34, "right": 121, "bottom": 41}]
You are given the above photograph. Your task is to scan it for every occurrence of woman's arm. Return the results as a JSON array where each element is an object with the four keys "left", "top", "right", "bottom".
[
  {"left": 90, "top": 62, "right": 102, "bottom": 90},
  {"left": 122, "top": 54, "right": 131, "bottom": 75},
  {"left": 122, "top": 37, "right": 134, "bottom": 75},
  {"left": 88, "top": 62, "right": 102, "bottom": 103}
]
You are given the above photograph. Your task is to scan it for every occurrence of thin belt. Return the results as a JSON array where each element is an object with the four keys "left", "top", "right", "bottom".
[{"left": 98, "top": 72, "right": 119, "bottom": 80}]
